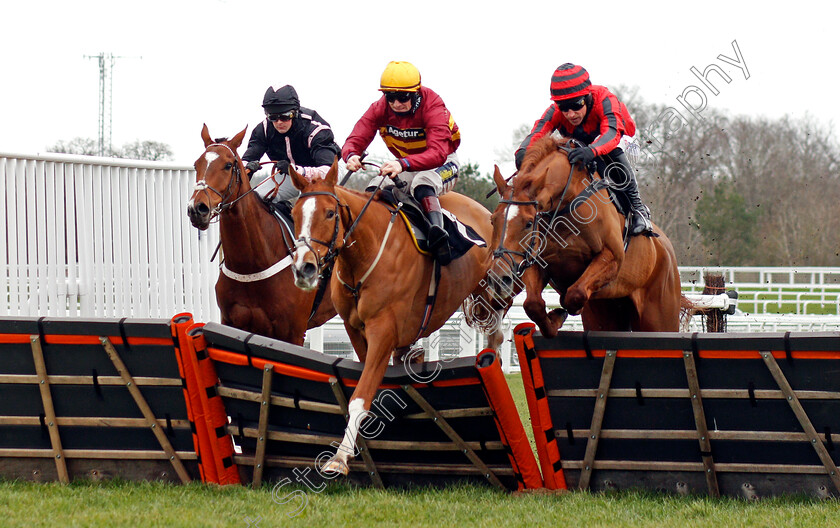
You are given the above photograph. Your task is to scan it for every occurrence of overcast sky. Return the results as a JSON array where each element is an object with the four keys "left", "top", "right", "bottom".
[{"left": 1, "top": 1, "right": 837, "bottom": 175}]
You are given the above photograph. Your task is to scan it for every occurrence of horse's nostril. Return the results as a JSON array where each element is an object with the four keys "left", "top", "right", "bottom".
[
  {"left": 501, "top": 275, "right": 513, "bottom": 288},
  {"left": 195, "top": 202, "right": 210, "bottom": 215},
  {"left": 301, "top": 262, "right": 317, "bottom": 279}
]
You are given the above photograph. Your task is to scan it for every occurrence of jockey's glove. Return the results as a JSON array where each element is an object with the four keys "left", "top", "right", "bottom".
[
  {"left": 245, "top": 160, "right": 261, "bottom": 175},
  {"left": 274, "top": 160, "right": 290, "bottom": 175},
  {"left": 568, "top": 147, "right": 596, "bottom": 166}
]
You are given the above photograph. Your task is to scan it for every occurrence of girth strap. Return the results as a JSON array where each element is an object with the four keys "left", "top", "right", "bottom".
[{"left": 411, "top": 260, "right": 442, "bottom": 345}]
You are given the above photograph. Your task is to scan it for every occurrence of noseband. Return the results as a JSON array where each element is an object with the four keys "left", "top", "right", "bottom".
[{"left": 493, "top": 193, "right": 541, "bottom": 276}]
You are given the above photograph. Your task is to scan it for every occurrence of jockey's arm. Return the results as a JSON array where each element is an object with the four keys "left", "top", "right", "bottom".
[
  {"left": 515, "top": 104, "right": 564, "bottom": 169},
  {"left": 293, "top": 164, "right": 332, "bottom": 181}
]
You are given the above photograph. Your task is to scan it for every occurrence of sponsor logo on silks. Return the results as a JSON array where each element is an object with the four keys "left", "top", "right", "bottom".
[
  {"left": 385, "top": 126, "right": 425, "bottom": 140},
  {"left": 436, "top": 161, "right": 458, "bottom": 183}
]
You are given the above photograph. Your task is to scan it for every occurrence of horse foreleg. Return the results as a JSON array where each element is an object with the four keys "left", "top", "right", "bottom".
[
  {"left": 345, "top": 323, "right": 369, "bottom": 362},
  {"left": 322, "top": 317, "right": 397, "bottom": 476},
  {"left": 564, "top": 248, "right": 621, "bottom": 315},
  {"left": 521, "top": 268, "right": 565, "bottom": 338}
]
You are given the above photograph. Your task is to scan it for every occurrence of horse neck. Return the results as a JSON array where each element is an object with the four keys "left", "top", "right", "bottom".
[
  {"left": 540, "top": 161, "right": 618, "bottom": 250},
  {"left": 334, "top": 187, "right": 398, "bottom": 274},
  {"left": 542, "top": 158, "right": 594, "bottom": 211},
  {"left": 219, "top": 183, "right": 286, "bottom": 268}
]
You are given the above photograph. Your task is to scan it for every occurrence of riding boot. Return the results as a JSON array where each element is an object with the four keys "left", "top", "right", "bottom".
[
  {"left": 414, "top": 186, "right": 451, "bottom": 264},
  {"left": 597, "top": 148, "right": 653, "bottom": 236},
  {"left": 623, "top": 179, "right": 653, "bottom": 236}
]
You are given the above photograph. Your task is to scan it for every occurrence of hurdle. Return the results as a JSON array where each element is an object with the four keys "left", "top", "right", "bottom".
[
  {"left": 513, "top": 322, "right": 840, "bottom": 498},
  {"left": 0, "top": 316, "right": 200, "bottom": 483},
  {"left": 178, "top": 322, "right": 542, "bottom": 491}
]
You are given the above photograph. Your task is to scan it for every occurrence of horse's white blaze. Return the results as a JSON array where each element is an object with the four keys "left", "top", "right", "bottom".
[
  {"left": 294, "top": 197, "right": 317, "bottom": 267},
  {"left": 333, "top": 397, "right": 366, "bottom": 467},
  {"left": 189, "top": 152, "right": 220, "bottom": 206},
  {"left": 203, "top": 151, "right": 219, "bottom": 167},
  {"left": 504, "top": 204, "right": 519, "bottom": 230}
]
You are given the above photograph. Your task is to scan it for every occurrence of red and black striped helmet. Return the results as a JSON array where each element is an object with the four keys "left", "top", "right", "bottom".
[{"left": 550, "top": 63, "right": 591, "bottom": 101}]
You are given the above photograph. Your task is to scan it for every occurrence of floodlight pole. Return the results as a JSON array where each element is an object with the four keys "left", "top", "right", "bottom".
[{"left": 84, "top": 52, "right": 141, "bottom": 157}]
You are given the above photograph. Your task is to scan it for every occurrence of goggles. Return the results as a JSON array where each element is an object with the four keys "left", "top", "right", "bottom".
[
  {"left": 267, "top": 110, "right": 296, "bottom": 122},
  {"left": 384, "top": 91, "right": 413, "bottom": 103},
  {"left": 556, "top": 97, "right": 586, "bottom": 112}
]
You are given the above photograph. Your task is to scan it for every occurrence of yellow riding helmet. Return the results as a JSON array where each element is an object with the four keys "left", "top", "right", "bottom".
[{"left": 379, "top": 61, "right": 421, "bottom": 92}]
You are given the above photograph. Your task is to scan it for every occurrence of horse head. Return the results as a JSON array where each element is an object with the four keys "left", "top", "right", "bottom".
[
  {"left": 288, "top": 159, "right": 343, "bottom": 291},
  {"left": 488, "top": 137, "right": 586, "bottom": 298},
  {"left": 187, "top": 124, "right": 249, "bottom": 230}
]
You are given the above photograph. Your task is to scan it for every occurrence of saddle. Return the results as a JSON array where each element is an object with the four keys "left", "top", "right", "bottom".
[
  {"left": 378, "top": 187, "right": 485, "bottom": 264},
  {"left": 580, "top": 165, "right": 656, "bottom": 249}
]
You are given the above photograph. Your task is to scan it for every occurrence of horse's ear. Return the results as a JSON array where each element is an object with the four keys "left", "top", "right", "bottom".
[
  {"left": 535, "top": 188, "right": 553, "bottom": 212},
  {"left": 229, "top": 126, "right": 248, "bottom": 150},
  {"left": 201, "top": 124, "right": 213, "bottom": 147},
  {"left": 288, "top": 165, "right": 309, "bottom": 191},
  {"left": 325, "top": 157, "right": 339, "bottom": 187},
  {"left": 492, "top": 165, "right": 508, "bottom": 196}
]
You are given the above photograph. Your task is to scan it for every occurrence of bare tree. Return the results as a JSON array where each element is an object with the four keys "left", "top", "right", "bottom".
[
  {"left": 46, "top": 137, "right": 101, "bottom": 156},
  {"left": 117, "top": 140, "right": 173, "bottom": 161},
  {"left": 46, "top": 137, "right": 174, "bottom": 162}
]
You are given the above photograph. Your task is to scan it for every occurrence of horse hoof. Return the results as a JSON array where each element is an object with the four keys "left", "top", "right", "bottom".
[
  {"left": 548, "top": 308, "right": 568, "bottom": 328},
  {"left": 321, "top": 458, "right": 349, "bottom": 476}
]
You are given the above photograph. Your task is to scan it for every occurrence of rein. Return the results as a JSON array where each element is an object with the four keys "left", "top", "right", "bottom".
[{"left": 294, "top": 161, "right": 392, "bottom": 285}]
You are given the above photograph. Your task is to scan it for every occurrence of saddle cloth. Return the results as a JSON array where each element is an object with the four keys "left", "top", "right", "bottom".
[
  {"left": 266, "top": 199, "right": 296, "bottom": 242},
  {"left": 379, "top": 187, "right": 486, "bottom": 261}
]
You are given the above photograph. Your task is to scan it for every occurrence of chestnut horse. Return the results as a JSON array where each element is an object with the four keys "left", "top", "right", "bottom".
[
  {"left": 287, "top": 162, "right": 508, "bottom": 474},
  {"left": 489, "top": 136, "right": 682, "bottom": 336},
  {"left": 186, "top": 125, "right": 336, "bottom": 344}
]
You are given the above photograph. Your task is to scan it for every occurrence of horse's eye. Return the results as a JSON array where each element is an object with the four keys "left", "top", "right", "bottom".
[
  {"left": 224, "top": 162, "right": 233, "bottom": 170},
  {"left": 525, "top": 220, "right": 533, "bottom": 229},
  {"left": 326, "top": 210, "right": 336, "bottom": 219}
]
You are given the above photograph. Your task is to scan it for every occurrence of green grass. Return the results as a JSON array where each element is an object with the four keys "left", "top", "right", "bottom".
[
  {"left": 2, "top": 479, "right": 838, "bottom": 527},
  {"left": 2, "top": 376, "right": 838, "bottom": 527}
]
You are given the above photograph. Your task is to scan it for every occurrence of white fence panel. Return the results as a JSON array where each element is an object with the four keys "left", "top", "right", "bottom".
[
  {"left": 680, "top": 266, "right": 840, "bottom": 315},
  {"left": 1, "top": 152, "right": 220, "bottom": 321}
]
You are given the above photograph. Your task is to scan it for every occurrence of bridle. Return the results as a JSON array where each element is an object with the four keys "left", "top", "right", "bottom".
[
  {"left": 293, "top": 191, "right": 346, "bottom": 274},
  {"left": 493, "top": 140, "right": 610, "bottom": 277},
  {"left": 192, "top": 142, "right": 260, "bottom": 220}
]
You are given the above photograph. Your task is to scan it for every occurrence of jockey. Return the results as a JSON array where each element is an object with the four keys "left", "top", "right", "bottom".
[
  {"left": 342, "top": 61, "right": 461, "bottom": 262},
  {"left": 515, "top": 63, "right": 653, "bottom": 236},
  {"left": 243, "top": 85, "right": 341, "bottom": 207}
]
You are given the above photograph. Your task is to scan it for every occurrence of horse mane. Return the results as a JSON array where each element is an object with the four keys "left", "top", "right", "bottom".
[
  {"left": 213, "top": 136, "right": 230, "bottom": 143},
  {"left": 337, "top": 186, "right": 372, "bottom": 200},
  {"left": 520, "top": 136, "right": 573, "bottom": 174}
]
